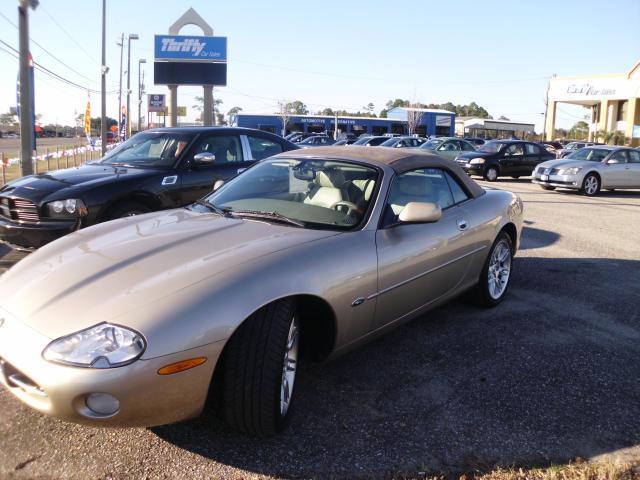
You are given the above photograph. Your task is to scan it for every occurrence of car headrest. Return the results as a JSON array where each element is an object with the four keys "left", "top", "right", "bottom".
[{"left": 316, "top": 169, "right": 345, "bottom": 188}]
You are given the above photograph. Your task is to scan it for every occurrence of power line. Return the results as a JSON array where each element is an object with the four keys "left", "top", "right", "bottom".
[{"left": 39, "top": 4, "right": 99, "bottom": 65}]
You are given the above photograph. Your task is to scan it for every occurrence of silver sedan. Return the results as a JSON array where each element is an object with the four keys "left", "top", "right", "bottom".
[{"left": 532, "top": 146, "right": 640, "bottom": 196}]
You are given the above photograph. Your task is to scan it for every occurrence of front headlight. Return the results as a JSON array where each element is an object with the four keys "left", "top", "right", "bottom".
[
  {"left": 469, "top": 158, "right": 485, "bottom": 165},
  {"left": 558, "top": 167, "right": 581, "bottom": 175},
  {"left": 42, "top": 323, "right": 146, "bottom": 368},
  {"left": 46, "top": 198, "right": 87, "bottom": 218}
]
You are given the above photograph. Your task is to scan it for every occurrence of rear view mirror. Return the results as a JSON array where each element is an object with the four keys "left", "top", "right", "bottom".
[
  {"left": 399, "top": 202, "right": 442, "bottom": 223},
  {"left": 293, "top": 167, "right": 316, "bottom": 181},
  {"left": 193, "top": 152, "right": 216, "bottom": 165},
  {"left": 213, "top": 179, "right": 224, "bottom": 191}
]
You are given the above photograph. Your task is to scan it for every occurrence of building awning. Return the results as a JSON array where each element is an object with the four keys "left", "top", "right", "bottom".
[{"left": 463, "top": 118, "right": 535, "bottom": 133}]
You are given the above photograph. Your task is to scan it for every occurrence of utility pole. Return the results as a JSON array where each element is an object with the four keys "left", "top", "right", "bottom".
[
  {"left": 117, "top": 33, "right": 124, "bottom": 141},
  {"left": 126, "top": 33, "right": 138, "bottom": 138},
  {"left": 18, "top": 0, "right": 38, "bottom": 177},
  {"left": 138, "top": 58, "right": 146, "bottom": 131},
  {"left": 100, "top": 0, "right": 107, "bottom": 156}
]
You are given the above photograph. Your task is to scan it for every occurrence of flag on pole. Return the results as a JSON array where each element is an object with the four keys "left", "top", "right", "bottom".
[{"left": 84, "top": 93, "right": 91, "bottom": 136}]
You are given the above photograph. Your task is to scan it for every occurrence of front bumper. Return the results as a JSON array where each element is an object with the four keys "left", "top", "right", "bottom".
[
  {"left": 0, "top": 308, "right": 224, "bottom": 427},
  {"left": 457, "top": 162, "right": 483, "bottom": 175},
  {"left": 531, "top": 172, "right": 581, "bottom": 190},
  {"left": 0, "top": 217, "right": 78, "bottom": 250}
]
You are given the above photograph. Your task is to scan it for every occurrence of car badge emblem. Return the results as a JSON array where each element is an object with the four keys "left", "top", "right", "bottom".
[{"left": 162, "top": 176, "right": 178, "bottom": 186}]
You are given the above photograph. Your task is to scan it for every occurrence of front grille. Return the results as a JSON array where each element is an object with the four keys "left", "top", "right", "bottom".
[{"left": 0, "top": 197, "right": 40, "bottom": 222}]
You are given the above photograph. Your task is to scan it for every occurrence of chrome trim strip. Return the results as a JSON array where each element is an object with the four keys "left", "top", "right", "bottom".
[{"left": 367, "top": 245, "right": 487, "bottom": 300}]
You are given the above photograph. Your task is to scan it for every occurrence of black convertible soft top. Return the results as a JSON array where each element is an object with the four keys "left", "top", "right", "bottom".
[{"left": 278, "top": 145, "right": 486, "bottom": 199}]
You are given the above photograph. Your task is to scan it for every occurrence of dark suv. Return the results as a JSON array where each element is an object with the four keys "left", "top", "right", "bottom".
[
  {"left": 0, "top": 127, "right": 297, "bottom": 249},
  {"left": 455, "top": 140, "right": 555, "bottom": 181}
]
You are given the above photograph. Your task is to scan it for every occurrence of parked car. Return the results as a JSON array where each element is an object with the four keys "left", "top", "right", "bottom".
[
  {"left": 532, "top": 146, "right": 640, "bottom": 196},
  {"left": 556, "top": 141, "right": 597, "bottom": 158},
  {"left": 379, "top": 136, "right": 426, "bottom": 148},
  {"left": 455, "top": 140, "right": 556, "bottom": 181},
  {"left": 0, "top": 127, "right": 298, "bottom": 250},
  {"left": 333, "top": 138, "right": 356, "bottom": 146},
  {"left": 298, "top": 135, "right": 335, "bottom": 147},
  {"left": 464, "top": 137, "right": 487, "bottom": 146},
  {"left": 0, "top": 146, "right": 523, "bottom": 435},
  {"left": 351, "top": 136, "right": 389, "bottom": 146},
  {"left": 286, "top": 132, "right": 317, "bottom": 143},
  {"left": 419, "top": 137, "right": 476, "bottom": 161},
  {"left": 539, "top": 141, "right": 563, "bottom": 153}
]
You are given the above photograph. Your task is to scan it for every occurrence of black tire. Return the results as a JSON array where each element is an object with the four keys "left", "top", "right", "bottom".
[
  {"left": 541, "top": 186, "right": 556, "bottom": 191},
  {"left": 483, "top": 166, "right": 499, "bottom": 182},
  {"left": 223, "top": 298, "right": 299, "bottom": 436},
  {"left": 472, "top": 231, "right": 514, "bottom": 308},
  {"left": 105, "top": 201, "right": 151, "bottom": 220},
  {"left": 581, "top": 173, "right": 601, "bottom": 197}
]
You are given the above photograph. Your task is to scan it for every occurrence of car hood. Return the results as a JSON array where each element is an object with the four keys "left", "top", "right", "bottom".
[
  {"left": 0, "top": 164, "right": 157, "bottom": 203},
  {"left": 456, "top": 151, "right": 492, "bottom": 160},
  {"left": 537, "top": 158, "right": 598, "bottom": 170},
  {"left": 0, "top": 209, "right": 339, "bottom": 339}
]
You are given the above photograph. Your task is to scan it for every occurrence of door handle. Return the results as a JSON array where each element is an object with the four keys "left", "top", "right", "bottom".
[{"left": 457, "top": 219, "right": 468, "bottom": 231}]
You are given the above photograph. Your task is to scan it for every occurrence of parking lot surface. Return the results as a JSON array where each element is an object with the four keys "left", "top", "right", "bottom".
[{"left": 1, "top": 179, "right": 639, "bottom": 479}]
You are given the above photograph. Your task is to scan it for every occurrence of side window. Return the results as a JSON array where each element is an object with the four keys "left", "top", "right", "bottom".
[
  {"left": 525, "top": 143, "right": 540, "bottom": 155},
  {"left": 505, "top": 144, "right": 524, "bottom": 156},
  {"left": 247, "top": 136, "right": 284, "bottom": 160},
  {"left": 609, "top": 150, "right": 628, "bottom": 163},
  {"left": 444, "top": 171, "right": 470, "bottom": 204},
  {"left": 462, "top": 141, "right": 475, "bottom": 151},
  {"left": 628, "top": 151, "right": 640, "bottom": 163},
  {"left": 385, "top": 168, "right": 455, "bottom": 222},
  {"left": 191, "top": 135, "right": 243, "bottom": 163}
]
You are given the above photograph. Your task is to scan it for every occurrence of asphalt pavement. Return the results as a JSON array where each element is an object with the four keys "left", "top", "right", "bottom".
[{"left": 1, "top": 179, "right": 639, "bottom": 479}]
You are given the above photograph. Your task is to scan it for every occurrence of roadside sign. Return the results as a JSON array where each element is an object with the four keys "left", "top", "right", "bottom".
[
  {"left": 154, "top": 35, "right": 227, "bottom": 62},
  {"left": 177, "top": 106, "right": 187, "bottom": 117},
  {"left": 148, "top": 94, "right": 166, "bottom": 112}
]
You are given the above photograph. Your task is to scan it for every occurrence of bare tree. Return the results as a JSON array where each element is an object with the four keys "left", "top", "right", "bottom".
[
  {"left": 277, "top": 100, "right": 293, "bottom": 137},
  {"left": 405, "top": 104, "right": 424, "bottom": 135}
]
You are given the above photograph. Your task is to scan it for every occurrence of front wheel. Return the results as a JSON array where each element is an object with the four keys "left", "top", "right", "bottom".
[
  {"left": 483, "top": 167, "right": 499, "bottom": 182},
  {"left": 223, "top": 299, "right": 300, "bottom": 436},
  {"left": 582, "top": 173, "right": 600, "bottom": 196},
  {"left": 473, "top": 232, "right": 513, "bottom": 307}
]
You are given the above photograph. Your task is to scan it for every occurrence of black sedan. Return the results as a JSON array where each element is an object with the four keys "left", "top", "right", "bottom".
[
  {"left": 455, "top": 140, "right": 556, "bottom": 181},
  {"left": 0, "top": 127, "right": 297, "bottom": 249}
]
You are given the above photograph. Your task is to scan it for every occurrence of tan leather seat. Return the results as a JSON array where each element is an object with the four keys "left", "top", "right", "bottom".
[{"left": 303, "top": 170, "right": 347, "bottom": 209}]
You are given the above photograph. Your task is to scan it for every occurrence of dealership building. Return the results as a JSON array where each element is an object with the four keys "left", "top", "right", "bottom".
[
  {"left": 545, "top": 60, "right": 640, "bottom": 145},
  {"left": 230, "top": 108, "right": 455, "bottom": 137}
]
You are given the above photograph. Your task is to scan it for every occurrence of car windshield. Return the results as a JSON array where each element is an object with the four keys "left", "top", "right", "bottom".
[
  {"left": 565, "top": 143, "right": 581, "bottom": 150},
  {"left": 205, "top": 158, "right": 379, "bottom": 230},
  {"left": 99, "top": 132, "right": 194, "bottom": 167},
  {"left": 299, "top": 137, "right": 322, "bottom": 144},
  {"left": 352, "top": 137, "right": 373, "bottom": 145},
  {"left": 421, "top": 139, "right": 443, "bottom": 149},
  {"left": 566, "top": 148, "right": 611, "bottom": 162},
  {"left": 477, "top": 141, "right": 507, "bottom": 153},
  {"left": 380, "top": 138, "right": 401, "bottom": 147}
]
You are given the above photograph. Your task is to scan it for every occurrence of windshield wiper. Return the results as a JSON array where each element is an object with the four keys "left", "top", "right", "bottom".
[
  {"left": 193, "top": 199, "right": 233, "bottom": 218},
  {"left": 230, "top": 209, "right": 305, "bottom": 228}
]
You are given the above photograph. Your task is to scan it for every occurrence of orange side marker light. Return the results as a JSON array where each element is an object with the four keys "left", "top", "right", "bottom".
[{"left": 157, "top": 357, "right": 207, "bottom": 375}]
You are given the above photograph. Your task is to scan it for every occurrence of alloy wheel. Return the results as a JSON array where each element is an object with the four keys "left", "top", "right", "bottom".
[
  {"left": 485, "top": 168, "right": 498, "bottom": 181},
  {"left": 280, "top": 316, "right": 299, "bottom": 417},
  {"left": 583, "top": 175, "right": 599, "bottom": 196},
  {"left": 488, "top": 239, "right": 511, "bottom": 300}
]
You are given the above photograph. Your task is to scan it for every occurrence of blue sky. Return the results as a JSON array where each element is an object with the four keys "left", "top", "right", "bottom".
[{"left": 0, "top": 0, "right": 639, "bottom": 131}]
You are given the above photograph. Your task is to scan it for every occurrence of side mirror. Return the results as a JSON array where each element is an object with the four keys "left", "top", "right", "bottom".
[
  {"left": 213, "top": 179, "right": 224, "bottom": 191},
  {"left": 607, "top": 158, "right": 621, "bottom": 164},
  {"left": 399, "top": 202, "right": 442, "bottom": 223},
  {"left": 193, "top": 152, "right": 216, "bottom": 165}
]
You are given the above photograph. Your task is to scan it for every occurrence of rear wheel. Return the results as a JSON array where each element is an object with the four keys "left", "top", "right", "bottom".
[
  {"left": 223, "top": 299, "right": 300, "bottom": 436},
  {"left": 582, "top": 173, "right": 600, "bottom": 196},
  {"left": 483, "top": 166, "right": 499, "bottom": 182},
  {"left": 105, "top": 201, "right": 151, "bottom": 220},
  {"left": 473, "top": 232, "right": 513, "bottom": 307}
]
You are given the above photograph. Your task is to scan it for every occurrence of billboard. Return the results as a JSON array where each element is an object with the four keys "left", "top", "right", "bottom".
[
  {"left": 154, "top": 35, "right": 227, "bottom": 62},
  {"left": 154, "top": 62, "right": 227, "bottom": 86}
]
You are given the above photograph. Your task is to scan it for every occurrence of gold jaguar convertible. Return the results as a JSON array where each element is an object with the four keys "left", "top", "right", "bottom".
[{"left": 0, "top": 146, "right": 523, "bottom": 435}]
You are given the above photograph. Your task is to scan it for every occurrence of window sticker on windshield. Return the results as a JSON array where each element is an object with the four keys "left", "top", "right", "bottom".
[{"left": 289, "top": 169, "right": 311, "bottom": 193}]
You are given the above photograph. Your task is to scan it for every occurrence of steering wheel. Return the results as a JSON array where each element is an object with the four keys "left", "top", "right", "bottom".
[{"left": 331, "top": 201, "right": 359, "bottom": 216}]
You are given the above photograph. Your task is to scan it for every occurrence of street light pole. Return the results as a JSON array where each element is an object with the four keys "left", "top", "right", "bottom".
[
  {"left": 18, "top": 0, "right": 38, "bottom": 177},
  {"left": 117, "top": 33, "right": 124, "bottom": 141},
  {"left": 100, "top": 0, "right": 107, "bottom": 156},
  {"left": 126, "top": 33, "right": 138, "bottom": 139},
  {"left": 138, "top": 58, "right": 146, "bottom": 132}
]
